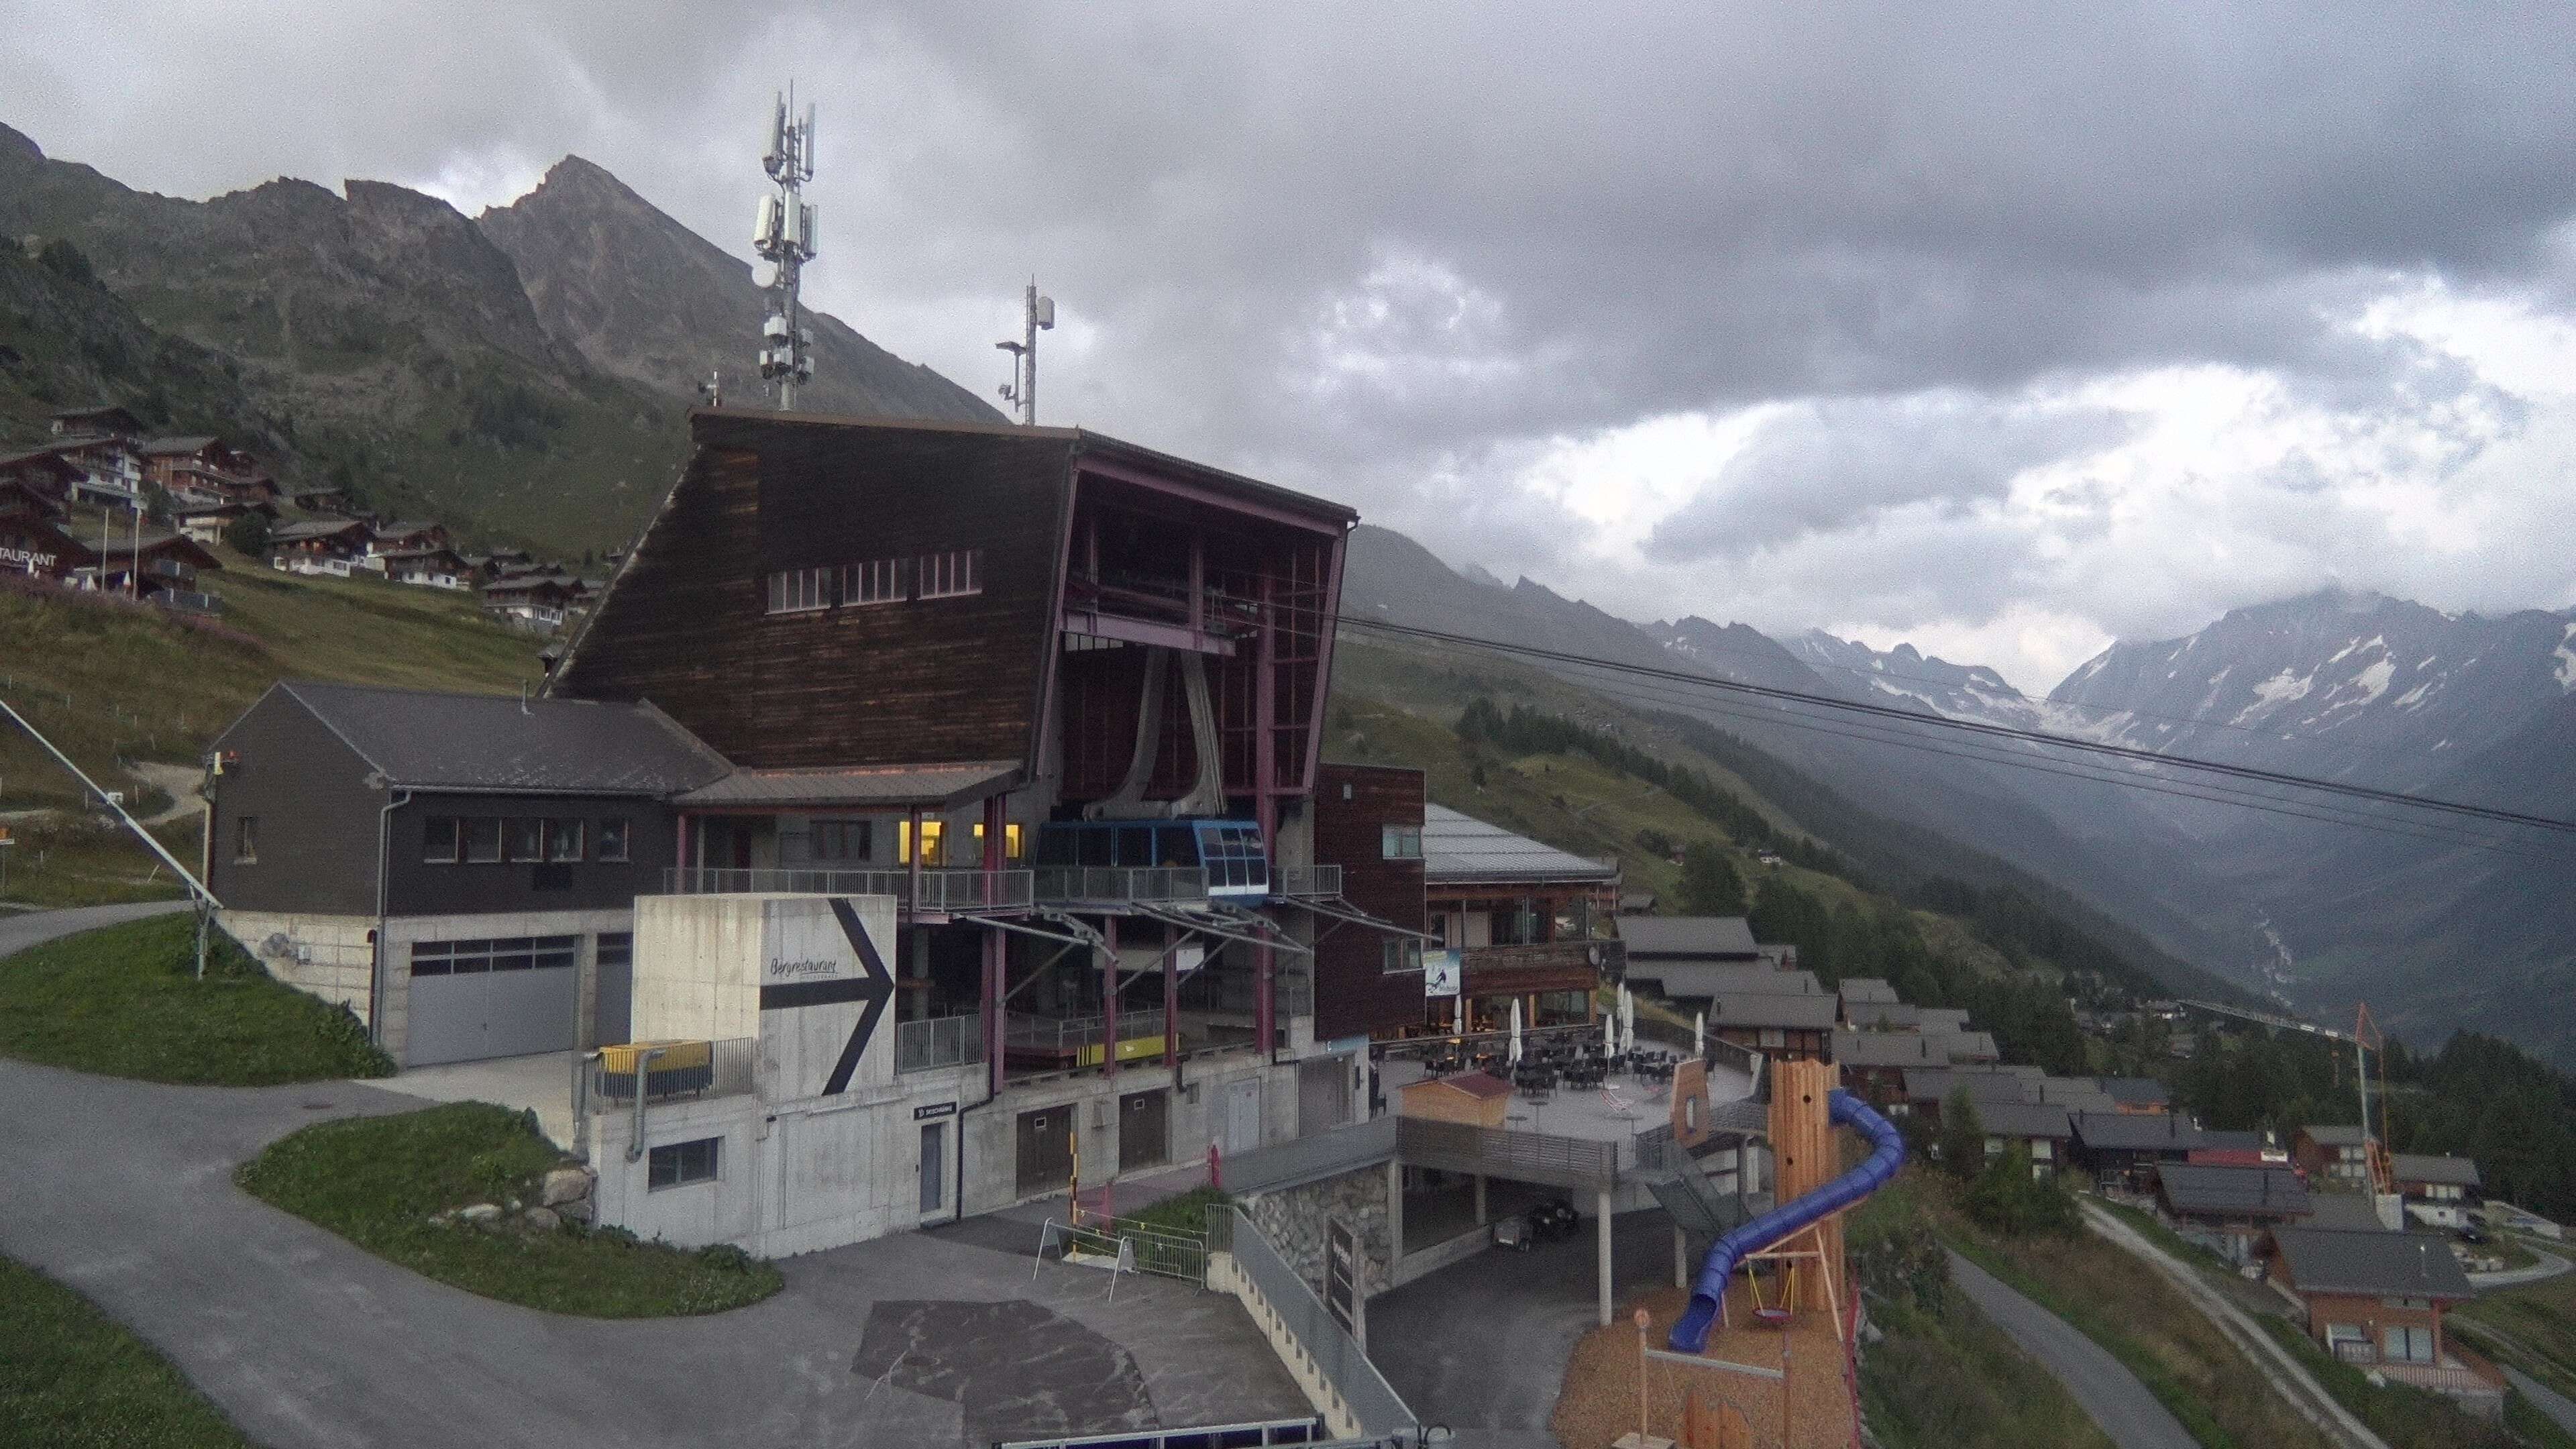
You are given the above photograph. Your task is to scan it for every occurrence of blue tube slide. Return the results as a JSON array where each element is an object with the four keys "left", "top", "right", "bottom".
[{"left": 1668, "top": 1087, "right": 1905, "bottom": 1353}]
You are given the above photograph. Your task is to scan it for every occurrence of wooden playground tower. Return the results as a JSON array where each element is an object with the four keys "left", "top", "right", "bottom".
[{"left": 1619, "top": 1057, "right": 1863, "bottom": 1449}]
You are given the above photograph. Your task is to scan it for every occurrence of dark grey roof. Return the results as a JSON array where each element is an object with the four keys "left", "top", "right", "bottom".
[
  {"left": 2302, "top": 1124, "right": 2369, "bottom": 1147},
  {"left": 2098, "top": 1077, "right": 2171, "bottom": 1107},
  {"left": 272, "top": 519, "right": 368, "bottom": 542},
  {"left": 1831, "top": 1030, "right": 1952, "bottom": 1068},
  {"left": 262, "top": 682, "right": 731, "bottom": 795},
  {"left": 2157, "top": 1163, "right": 2311, "bottom": 1218},
  {"left": 1619, "top": 915, "right": 1759, "bottom": 959},
  {"left": 1908, "top": 1068, "right": 2041, "bottom": 1105},
  {"left": 2033, "top": 1079, "right": 2122, "bottom": 1113},
  {"left": 1839, "top": 977, "right": 1898, "bottom": 1005},
  {"left": 673, "top": 761, "right": 1020, "bottom": 810},
  {"left": 1975, "top": 1101, "right": 2074, "bottom": 1139},
  {"left": 1947, "top": 1030, "right": 2000, "bottom": 1062},
  {"left": 2200, "top": 1130, "right": 2265, "bottom": 1152},
  {"left": 1707, "top": 991, "right": 1841, "bottom": 1030},
  {"left": 1629, "top": 963, "right": 1823, "bottom": 1000},
  {"left": 138, "top": 435, "right": 219, "bottom": 455},
  {"left": 2301, "top": 1194, "right": 2400, "bottom": 1233},
  {"left": 2392, "top": 1153, "right": 2481, "bottom": 1189},
  {"left": 2271, "top": 1227, "right": 2474, "bottom": 1299},
  {"left": 2071, "top": 1112, "right": 2212, "bottom": 1151},
  {"left": 1420, "top": 804, "right": 1619, "bottom": 885}
]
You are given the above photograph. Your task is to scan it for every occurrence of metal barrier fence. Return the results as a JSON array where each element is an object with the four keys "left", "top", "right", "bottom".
[
  {"left": 1214, "top": 1206, "right": 1420, "bottom": 1442},
  {"left": 1005, "top": 1008, "right": 1171, "bottom": 1055},
  {"left": 996, "top": 1417, "right": 1334, "bottom": 1448},
  {"left": 657, "top": 865, "right": 1034, "bottom": 911},
  {"left": 1032, "top": 865, "right": 1210, "bottom": 904},
  {"left": 1275, "top": 863, "right": 1342, "bottom": 898},
  {"left": 1218, "top": 1116, "right": 1398, "bottom": 1196},
  {"left": 578, "top": 1036, "right": 757, "bottom": 1104},
  {"left": 895, "top": 1014, "right": 984, "bottom": 1073},
  {"left": 1035, "top": 1216, "right": 1209, "bottom": 1290}
]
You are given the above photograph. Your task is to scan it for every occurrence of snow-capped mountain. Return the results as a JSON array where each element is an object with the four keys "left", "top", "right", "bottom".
[
  {"left": 1778, "top": 629, "right": 2061, "bottom": 732},
  {"left": 2049, "top": 588, "right": 2576, "bottom": 796}
]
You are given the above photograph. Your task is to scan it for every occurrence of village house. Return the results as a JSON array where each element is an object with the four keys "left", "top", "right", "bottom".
[
  {"left": 139, "top": 435, "right": 278, "bottom": 512},
  {"left": 481, "top": 571, "right": 584, "bottom": 631},
  {"left": 269, "top": 517, "right": 373, "bottom": 576},
  {"left": 367, "top": 519, "right": 452, "bottom": 557},
  {"left": 1974, "top": 1099, "right": 2076, "bottom": 1178},
  {"left": 2292, "top": 1124, "right": 2377, "bottom": 1188},
  {"left": 2072, "top": 1110, "right": 2229, "bottom": 1191},
  {"left": 2155, "top": 1161, "right": 2312, "bottom": 1264},
  {"left": 2264, "top": 1226, "right": 2497, "bottom": 1408},
  {"left": 376, "top": 545, "right": 474, "bottom": 591},
  {"left": 2391, "top": 1153, "right": 2483, "bottom": 1230},
  {"left": 2097, "top": 1076, "right": 2172, "bottom": 1114},
  {"left": 0, "top": 484, "right": 91, "bottom": 581},
  {"left": 68, "top": 529, "right": 225, "bottom": 611},
  {"left": 1421, "top": 803, "right": 1619, "bottom": 1034},
  {"left": 0, "top": 446, "right": 88, "bottom": 504}
]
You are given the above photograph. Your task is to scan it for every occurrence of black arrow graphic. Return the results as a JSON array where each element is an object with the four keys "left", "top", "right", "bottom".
[{"left": 756, "top": 898, "right": 896, "bottom": 1096}]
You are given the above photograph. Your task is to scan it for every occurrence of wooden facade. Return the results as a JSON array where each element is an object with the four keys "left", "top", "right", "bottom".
[{"left": 1309, "top": 763, "right": 1428, "bottom": 1041}]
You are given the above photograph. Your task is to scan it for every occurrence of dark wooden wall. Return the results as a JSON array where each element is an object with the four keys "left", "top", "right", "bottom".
[
  {"left": 206, "top": 688, "right": 384, "bottom": 916},
  {"left": 1310, "top": 762, "right": 1428, "bottom": 1040},
  {"left": 556, "top": 419, "right": 1072, "bottom": 771}
]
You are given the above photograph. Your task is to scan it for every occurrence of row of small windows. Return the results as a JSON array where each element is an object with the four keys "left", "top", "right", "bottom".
[
  {"left": 423, "top": 816, "right": 631, "bottom": 865},
  {"left": 409, "top": 935, "right": 580, "bottom": 977},
  {"left": 766, "top": 549, "right": 983, "bottom": 615}
]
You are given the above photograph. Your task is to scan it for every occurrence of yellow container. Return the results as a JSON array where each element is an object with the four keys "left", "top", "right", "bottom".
[{"left": 600, "top": 1039, "right": 711, "bottom": 1074}]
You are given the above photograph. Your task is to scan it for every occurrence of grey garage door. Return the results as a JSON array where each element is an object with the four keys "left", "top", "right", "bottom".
[{"left": 407, "top": 935, "right": 581, "bottom": 1066}]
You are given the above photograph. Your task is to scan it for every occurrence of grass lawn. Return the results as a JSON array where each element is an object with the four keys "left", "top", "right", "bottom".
[
  {"left": 2458, "top": 1263, "right": 2576, "bottom": 1406},
  {"left": 2247, "top": 1316, "right": 2534, "bottom": 1449},
  {"left": 1925, "top": 1173, "right": 2333, "bottom": 1449},
  {"left": 1110, "top": 1185, "right": 1230, "bottom": 1240},
  {"left": 0, "top": 913, "right": 393, "bottom": 1084},
  {"left": 0, "top": 1254, "right": 256, "bottom": 1448},
  {"left": 238, "top": 1102, "right": 782, "bottom": 1318}
]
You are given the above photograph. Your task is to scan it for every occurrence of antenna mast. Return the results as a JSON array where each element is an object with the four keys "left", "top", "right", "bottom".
[
  {"left": 753, "top": 85, "right": 818, "bottom": 410},
  {"left": 995, "top": 280, "right": 1055, "bottom": 425}
]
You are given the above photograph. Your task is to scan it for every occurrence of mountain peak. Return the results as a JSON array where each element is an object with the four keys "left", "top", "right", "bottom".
[{"left": 0, "top": 123, "right": 39, "bottom": 161}]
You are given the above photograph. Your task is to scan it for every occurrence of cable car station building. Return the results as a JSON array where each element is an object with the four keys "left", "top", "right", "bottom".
[{"left": 548, "top": 409, "right": 1413, "bottom": 1246}]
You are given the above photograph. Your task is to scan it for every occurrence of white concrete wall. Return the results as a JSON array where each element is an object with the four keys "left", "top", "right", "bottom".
[
  {"left": 220, "top": 911, "right": 375, "bottom": 1020},
  {"left": 378, "top": 907, "right": 635, "bottom": 1064}
]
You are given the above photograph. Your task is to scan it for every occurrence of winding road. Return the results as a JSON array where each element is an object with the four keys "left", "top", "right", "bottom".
[{"left": 1944, "top": 1250, "right": 2197, "bottom": 1449}]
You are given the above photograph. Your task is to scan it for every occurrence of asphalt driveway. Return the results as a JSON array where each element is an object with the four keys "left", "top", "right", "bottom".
[{"left": 1946, "top": 1250, "right": 2198, "bottom": 1449}]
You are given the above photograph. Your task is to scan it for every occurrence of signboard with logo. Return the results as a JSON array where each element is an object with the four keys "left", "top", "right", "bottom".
[{"left": 1423, "top": 949, "right": 1462, "bottom": 998}]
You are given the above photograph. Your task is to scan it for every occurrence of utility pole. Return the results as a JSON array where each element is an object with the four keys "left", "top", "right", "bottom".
[
  {"left": 995, "top": 281, "right": 1056, "bottom": 425},
  {"left": 753, "top": 87, "right": 818, "bottom": 411}
]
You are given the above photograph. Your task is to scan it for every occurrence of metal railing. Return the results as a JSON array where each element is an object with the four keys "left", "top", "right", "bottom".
[
  {"left": 1395, "top": 1116, "right": 1621, "bottom": 1189},
  {"left": 578, "top": 1036, "right": 757, "bottom": 1106},
  {"left": 997, "top": 1418, "right": 1330, "bottom": 1449},
  {"left": 1215, "top": 1205, "right": 1419, "bottom": 1442},
  {"left": 894, "top": 1014, "right": 984, "bottom": 1073},
  {"left": 1276, "top": 863, "right": 1342, "bottom": 898},
  {"left": 1004, "top": 1007, "right": 1170, "bottom": 1055},
  {"left": 1032, "top": 865, "right": 1208, "bottom": 904},
  {"left": 659, "top": 865, "right": 1033, "bottom": 912},
  {"left": 1219, "top": 1116, "right": 1398, "bottom": 1196}
]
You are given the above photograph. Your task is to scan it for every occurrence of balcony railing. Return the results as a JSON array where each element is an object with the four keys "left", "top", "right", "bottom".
[
  {"left": 895, "top": 1014, "right": 985, "bottom": 1074},
  {"left": 1275, "top": 863, "right": 1342, "bottom": 898},
  {"left": 660, "top": 866, "right": 1034, "bottom": 912},
  {"left": 578, "top": 1036, "right": 757, "bottom": 1106},
  {"left": 1005, "top": 1007, "right": 1170, "bottom": 1057},
  {"left": 1032, "top": 865, "right": 1208, "bottom": 905}
]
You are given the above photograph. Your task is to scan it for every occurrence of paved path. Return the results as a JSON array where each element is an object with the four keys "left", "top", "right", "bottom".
[
  {"left": 0, "top": 898, "right": 1309, "bottom": 1449},
  {"left": 1945, "top": 1250, "right": 2197, "bottom": 1449},
  {"left": 2506, "top": 1366, "right": 2576, "bottom": 1438},
  {"left": 2473, "top": 1244, "right": 2573, "bottom": 1289},
  {"left": 0, "top": 898, "right": 187, "bottom": 956}
]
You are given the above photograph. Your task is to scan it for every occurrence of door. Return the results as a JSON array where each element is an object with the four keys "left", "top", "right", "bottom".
[
  {"left": 1120, "top": 1089, "right": 1169, "bottom": 1171},
  {"left": 1016, "top": 1106, "right": 1075, "bottom": 1196},
  {"left": 918, "top": 1122, "right": 947, "bottom": 1214},
  {"left": 407, "top": 936, "right": 580, "bottom": 1066},
  {"left": 1298, "top": 1057, "right": 1351, "bottom": 1137},
  {"left": 1222, "top": 1079, "right": 1263, "bottom": 1157},
  {"left": 592, "top": 932, "right": 633, "bottom": 1045}
]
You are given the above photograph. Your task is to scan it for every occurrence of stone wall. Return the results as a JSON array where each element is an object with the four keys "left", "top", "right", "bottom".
[
  {"left": 219, "top": 911, "right": 377, "bottom": 1021},
  {"left": 1243, "top": 1165, "right": 1393, "bottom": 1299}
]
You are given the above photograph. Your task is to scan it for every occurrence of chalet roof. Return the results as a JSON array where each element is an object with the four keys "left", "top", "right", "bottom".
[
  {"left": 1907, "top": 1068, "right": 2039, "bottom": 1104},
  {"left": 2032, "top": 1078, "right": 2121, "bottom": 1112},
  {"left": 258, "top": 681, "right": 731, "bottom": 796},
  {"left": 1706, "top": 991, "right": 1840, "bottom": 1031},
  {"left": 674, "top": 761, "right": 1021, "bottom": 811},
  {"left": 1839, "top": 977, "right": 1899, "bottom": 1005},
  {"left": 2392, "top": 1153, "right": 2481, "bottom": 1189},
  {"left": 1627, "top": 962, "right": 1823, "bottom": 1000},
  {"left": 50, "top": 404, "right": 142, "bottom": 429},
  {"left": 2157, "top": 1163, "right": 2311, "bottom": 1218},
  {"left": 93, "top": 531, "right": 223, "bottom": 568},
  {"left": 2098, "top": 1077, "right": 2172, "bottom": 1108},
  {"left": 138, "top": 435, "right": 219, "bottom": 455},
  {"left": 1974, "top": 1100, "right": 2074, "bottom": 1140},
  {"left": 2301, "top": 1194, "right": 2400, "bottom": 1233},
  {"left": 1831, "top": 1030, "right": 1953, "bottom": 1068},
  {"left": 1421, "top": 804, "right": 1618, "bottom": 885},
  {"left": 0, "top": 445, "right": 83, "bottom": 473},
  {"left": 375, "top": 519, "right": 441, "bottom": 537},
  {"left": 2071, "top": 1112, "right": 2212, "bottom": 1151},
  {"left": 272, "top": 519, "right": 369, "bottom": 542},
  {"left": 688, "top": 407, "right": 1362, "bottom": 529},
  {"left": 1409, "top": 1070, "right": 1513, "bottom": 1101},
  {"left": 2270, "top": 1226, "right": 2473, "bottom": 1300},
  {"left": 1618, "top": 916, "right": 1760, "bottom": 959},
  {"left": 2302, "top": 1124, "right": 2369, "bottom": 1148},
  {"left": 376, "top": 547, "right": 464, "bottom": 564}
]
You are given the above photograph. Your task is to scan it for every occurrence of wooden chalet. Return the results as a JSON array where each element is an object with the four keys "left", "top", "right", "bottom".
[
  {"left": 369, "top": 520, "right": 452, "bottom": 555},
  {"left": 0, "top": 507, "right": 95, "bottom": 581},
  {"left": 377, "top": 545, "right": 473, "bottom": 590},
  {"left": 50, "top": 404, "right": 144, "bottom": 439},
  {"left": 0, "top": 447, "right": 86, "bottom": 504},
  {"left": 1421, "top": 804, "right": 1619, "bottom": 1033},
  {"left": 549, "top": 408, "right": 1392, "bottom": 1159},
  {"left": 74, "top": 529, "right": 223, "bottom": 608},
  {"left": 269, "top": 517, "right": 372, "bottom": 574},
  {"left": 140, "top": 435, "right": 278, "bottom": 511}
]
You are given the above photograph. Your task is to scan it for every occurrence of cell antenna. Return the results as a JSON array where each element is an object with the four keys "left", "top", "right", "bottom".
[
  {"left": 995, "top": 279, "right": 1056, "bottom": 425},
  {"left": 753, "top": 85, "right": 818, "bottom": 409}
]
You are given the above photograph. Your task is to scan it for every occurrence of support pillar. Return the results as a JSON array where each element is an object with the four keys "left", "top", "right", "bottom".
[
  {"left": 1102, "top": 916, "right": 1120, "bottom": 1080},
  {"left": 1387, "top": 1158, "right": 1406, "bottom": 1268},
  {"left": 1252, "top": 573, "right": 1277, "bottom": 1057},
  {"left": 1674, "top": 1222, "right": 1690, "bottom": 1289},
  {"left": 1595, "top": 1188, "right": 1615, "bottom": 1328},
  {"left": 981, "top": 793, "right": 1007, "bottom": 1097},
  {"left": 1165, "top": 934, "right": 1181, "bottom": 1087},
  {"left": 1473, "top": 1174, "right": 1488, "bottom": 1226}
]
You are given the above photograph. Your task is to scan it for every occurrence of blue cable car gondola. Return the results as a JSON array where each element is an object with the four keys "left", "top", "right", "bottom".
[{"left": 1033, "top": 818, "right": 1271, "bottom": 898}]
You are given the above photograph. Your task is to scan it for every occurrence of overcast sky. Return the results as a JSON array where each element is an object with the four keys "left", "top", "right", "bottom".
[{"left": 9, "top": 3, "right": 2576, "bottom": 691}]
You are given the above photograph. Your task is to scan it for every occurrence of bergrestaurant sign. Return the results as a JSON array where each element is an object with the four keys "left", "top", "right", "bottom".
[{"left": 0, "top": 546, "right": 57, "bottom": 572}]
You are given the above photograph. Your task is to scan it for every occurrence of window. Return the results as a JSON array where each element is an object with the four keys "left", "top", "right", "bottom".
[
  {"left": 966, "top": 820, "right": 1022, "bottom": 863},
  {"left": 813, "top": 819, "right": 872, "bottom": 861},
  {"left": 422, "top": 816, "right": 461, "bottom": 864},
  {"left": 410, "top": 936, "right": 578, "bottom": 977},
  {"left": 766, "top": 566, "right": 831, "bottom": 614},
  {"left": 648, "top": 1136, "right": 721, "bottom": 1189},
  {"left": 464, "top": 818, "right": 503, "bottom": 863},
  {"left": 898, "top": 818, "right": 946, "bottom": 866},
  {"left": 545, "top": 818, "right": 585, "bottom": 863},
  {"left": 1382, "top": 939, "right": 1424, "bottom": 975},
  {"left": 917, "top": 548, "right": 981, "bottom": 599},
  {"left": 595, "top": 932, "right": 633, "bottom": 969},
  {"left": 2383, "top": 1325, "right": 2433, "bottom": 1364},
  {"left": 231, "top": 815, "right": 258, "bottom": 865},
  {"left": 1758, "top": 1028, "right": 1788, "bottom": 1049},
  {"left": 596, "top": 816, "right": 630, "bottom": 863},
  {"left": 504, "top": 818, "right": 545, "bottom": 863},
  {"left": 840, "top": 556, "right": 908, "bottom": 605},
  {"left": 1381, "top": 824, "right": 1423, "bottom": 860}
]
